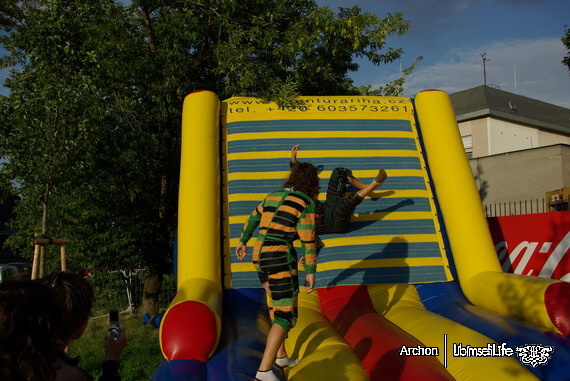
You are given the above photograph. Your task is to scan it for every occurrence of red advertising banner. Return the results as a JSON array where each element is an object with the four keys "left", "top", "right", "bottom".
[{"left": 488, "top": 211, "right": 570, "bottom": 282}]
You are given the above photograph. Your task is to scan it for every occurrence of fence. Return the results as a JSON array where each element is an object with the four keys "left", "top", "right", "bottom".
[
  {"left": 483, "top": 198, "right": 546, "bottom": 218},
  {"left": 87, "top": 269, "right": 177, "bottom": 319}
]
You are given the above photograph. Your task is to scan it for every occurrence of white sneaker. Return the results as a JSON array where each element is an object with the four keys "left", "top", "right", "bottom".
[
  {"left": 274, "top": 356, "right": 299, "bottom": 368},
  {"left": 255, "top": 369, "right": 280, "bottom": 381}
]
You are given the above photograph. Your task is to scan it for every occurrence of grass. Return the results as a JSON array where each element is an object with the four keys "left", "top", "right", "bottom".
[{"left": 69, "top": 312, "right": 164, "bottom": 380}]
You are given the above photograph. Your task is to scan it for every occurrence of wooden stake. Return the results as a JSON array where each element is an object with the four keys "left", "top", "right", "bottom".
[
  {"left": 60, "top": 245, "right": 67, "bottom": 272},
  {"left": 39, "top": 245, "right": 45, "bottom": 278},
  {"left": 31, "top": 244, "right": 41, "bottom": 280},
  {"left": 34, "top": 238, "right": 71, "bottom": 246},
  {"left": 31, "top": 238, "right": 71, "bottom": 278}
]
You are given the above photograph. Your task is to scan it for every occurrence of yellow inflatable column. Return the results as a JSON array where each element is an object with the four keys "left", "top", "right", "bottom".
[
  {"left": 415, "top": 90, "right": 559, "bottom": 332},
  {"left": 177, "top": 91, "right": 221, "bottom": 287},
  {"left": 159, "top": 90, "right": 223, "bottom": 361}
]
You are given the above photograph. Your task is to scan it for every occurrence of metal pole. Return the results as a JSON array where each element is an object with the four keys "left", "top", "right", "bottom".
[{"left": 480, "top": 52, "right": 489, "bottom": 86}]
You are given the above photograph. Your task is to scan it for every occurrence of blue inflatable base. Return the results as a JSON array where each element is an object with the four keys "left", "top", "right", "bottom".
[{"left": 416, "top": 281, "right": 570, "bottom": 381}]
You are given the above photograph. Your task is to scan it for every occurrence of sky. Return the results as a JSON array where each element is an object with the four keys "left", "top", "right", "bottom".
[
  {"left": 317, "top": 0, "right": 570, "bottom": 107},
  {"left": 1, "top": 0, "right": 569, "bottom": 107}
]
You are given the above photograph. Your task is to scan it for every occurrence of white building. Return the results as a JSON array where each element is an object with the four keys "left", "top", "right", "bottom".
[{"left": 449, "top": 86, "right": 570, "bottom": 215}]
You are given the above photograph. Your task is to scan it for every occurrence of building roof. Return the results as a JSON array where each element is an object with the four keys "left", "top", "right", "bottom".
[{"left": 449, "top": 85, "right": 570, "bottom": 135}]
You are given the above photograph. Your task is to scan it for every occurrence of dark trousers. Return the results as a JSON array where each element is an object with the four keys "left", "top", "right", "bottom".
[{"left": 321, "top": 168, "right": 363, "bottom": 233}]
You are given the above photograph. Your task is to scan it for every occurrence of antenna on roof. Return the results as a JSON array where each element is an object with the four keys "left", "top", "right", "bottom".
[{"left": 480, "top": 52, "right": 489, "bottom": 86}]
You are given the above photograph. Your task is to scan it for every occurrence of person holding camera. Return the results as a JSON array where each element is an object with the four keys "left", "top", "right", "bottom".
[
  {"left": 41, "top": 271, "right": 127, "bottom": 381},
  {"left": 0, "top": 275, "right": 126, "bottom": 381}
]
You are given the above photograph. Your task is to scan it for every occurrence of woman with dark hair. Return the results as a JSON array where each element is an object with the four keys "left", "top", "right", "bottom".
[
  {"left": 0, "top": 280, "right": 62, "bottom": 381},
  {"left": 236, "top": 162, "right": 319, "bottom": 381},
  {"left": 283, "top": 160, "right": 321, "bottom": 200},
  {"left": 41, "top": 271, "right": 94, "bottom": 347},
  {"left": 0, "top": 276, "right": 126, "bottom": 381},
  {"left": 40, "top": 271, "right": 127, "bottom": 381}
]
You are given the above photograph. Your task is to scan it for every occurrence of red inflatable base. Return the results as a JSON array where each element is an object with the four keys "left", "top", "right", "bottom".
[
  {"left": 545, "top": 281, "right": 570, "bottom": 336},
  {"left": 161, "top": 300, "right": 218, "bottom": 361},
  {"left": 318, "top": 286, "right": 452, "bottom": 381}
]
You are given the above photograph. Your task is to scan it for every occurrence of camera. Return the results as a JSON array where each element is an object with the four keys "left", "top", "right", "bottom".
[{"left": 108, "top": 308, "right": 120, "bottom": 337}]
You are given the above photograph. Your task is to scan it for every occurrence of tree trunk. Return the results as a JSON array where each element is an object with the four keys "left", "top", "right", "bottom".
[
  {"left": 142, "top": 271, "right": 163, "bottom": 315},
  {"left": 39, "top": 182, "right": 50, "bottom": 278},
  {"left": 138, "top": 5, "right": 173, "bottom": 316}
]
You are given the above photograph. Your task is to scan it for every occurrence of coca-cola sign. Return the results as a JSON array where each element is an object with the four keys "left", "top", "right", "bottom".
[{"left": 488, "top": 212, "right": 570, "bottom": 282}]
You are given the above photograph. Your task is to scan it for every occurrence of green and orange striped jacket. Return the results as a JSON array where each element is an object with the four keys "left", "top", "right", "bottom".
[{"left": 240, "top": 189, "right": 318, "bottom": 273}]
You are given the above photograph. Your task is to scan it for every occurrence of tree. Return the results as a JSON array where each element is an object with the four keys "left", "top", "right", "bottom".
[
  {"left": 561, "top": 25, "right": 570, "bottom": 70},
  {"left": 1, "top": 0, "right": 418, "bottom": 313},
  {"left": 1, "top": 0, "right": 164, "bottom": 278},
  {"left": 0, "top": 0, "right": 22, "bottom": 29}
]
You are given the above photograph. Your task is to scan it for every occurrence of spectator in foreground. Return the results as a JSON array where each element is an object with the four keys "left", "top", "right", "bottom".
[
  {"left": 0, "top": 275, "right": 128, "bottom": 381},
  {"left": 0, "top": 280, "right": 63, "bottom": 380},
  {"left": 41, "top": 271, "right": 128, "bottom": 381}
]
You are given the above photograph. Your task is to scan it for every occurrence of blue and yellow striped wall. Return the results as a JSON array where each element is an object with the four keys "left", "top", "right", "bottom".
[{"left": 221, "top": 96, "right": 452, "bottom": 289}]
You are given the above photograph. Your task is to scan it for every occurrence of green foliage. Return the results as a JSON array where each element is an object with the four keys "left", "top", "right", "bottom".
[
  {"left": 0, "top": 0, "right": 22, "bottom": 29},
  {"left": 1, "top": 0, "right": 174, "bottom": 272},
  {"left": 357, "top": 57, "right": 423, "bottom": 96},
  {"left": 0, "top": 166, "right": 14, "bottom": 205},
  {"left": 563, "top": 26, "right": 570, "bottom": 72},
  {"left": 0, "top": 0, "right": 417, "bottom": 273}
]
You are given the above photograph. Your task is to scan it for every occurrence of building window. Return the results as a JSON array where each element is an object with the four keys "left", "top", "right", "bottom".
[{"left": 462, "top": 135, "right": 473, "bottom": 158}]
